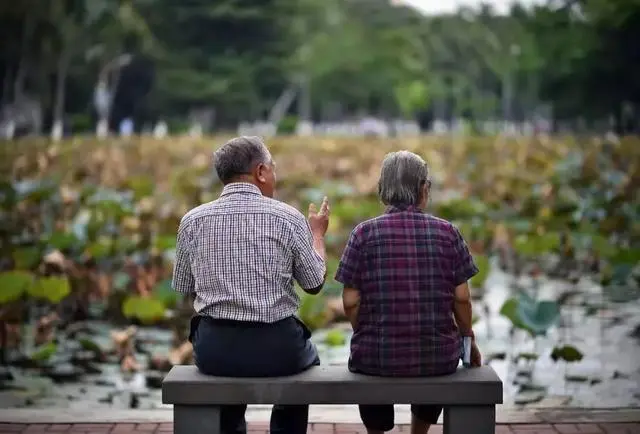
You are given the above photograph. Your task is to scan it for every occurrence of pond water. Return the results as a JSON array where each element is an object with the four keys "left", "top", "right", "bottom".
[{"left": 1, "top": 262, "right": 639, "bottom": 410}]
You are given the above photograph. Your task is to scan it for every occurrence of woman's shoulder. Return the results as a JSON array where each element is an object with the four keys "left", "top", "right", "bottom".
[{"left": 422, "top": 214, "right": 462, "bottom": 240}]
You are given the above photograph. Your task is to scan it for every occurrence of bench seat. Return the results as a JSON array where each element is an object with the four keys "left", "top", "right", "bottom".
[{"left": 162, "top": 365, "right": 503, "bottom": 434}]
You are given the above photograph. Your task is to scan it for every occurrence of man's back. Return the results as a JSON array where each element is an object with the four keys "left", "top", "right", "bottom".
[
  {"left": 336, "top": 205, "right": 478, "bottom": 376},
  {"left": 173, "top": 182, "right": 325, "bottom": 323}
]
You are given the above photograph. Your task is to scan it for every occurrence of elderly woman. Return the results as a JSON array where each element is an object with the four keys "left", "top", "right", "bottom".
[{"left": 335, "top": 150, "right": 482, "bottom": 434}]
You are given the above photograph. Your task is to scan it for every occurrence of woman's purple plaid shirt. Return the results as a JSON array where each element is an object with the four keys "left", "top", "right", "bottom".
[{"left": 335, "top": 205, "right": 479, "bottom": 377}]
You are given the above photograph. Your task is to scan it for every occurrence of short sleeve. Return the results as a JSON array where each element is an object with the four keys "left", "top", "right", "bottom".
[
  {"left": 172, "top": 217, "right": 196, "bottom": 293},
  {"left": 451, "top": 225, "right": 479, "bottom": 286},
  {"left": 335, "top": 228, "right": 364, "bottom": 288},
  {"left": 292, "top": 217, "right": 326, "bottom": 290}
]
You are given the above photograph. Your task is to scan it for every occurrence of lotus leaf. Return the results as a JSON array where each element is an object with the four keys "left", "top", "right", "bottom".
[
  {"left": 297, "top": 290, "right": 328, "bottom": 331},
  {"left": 499, "top": 293, "right": 560, "bottom": 337},
  {"left": 126, "top": 175, "right": 155, "bottom": 200},
  {"left": 78, "top": 338, "right": 104, "bottom": 356},
  {"left": 47, "top": 231, "right": 80, "bottom": 251},
  {"left": 515, "top": 352, "right": 539, "bottom": 362},
  {"left": 112, "top": 272, "right": 132, "bottom": 291},
  {"left": 435, "top": 198, "right": 487, "bottom": 221},
  {"left": 324, "top": 329, "right": 346, "bottom": 347},
  {"left": 28, "top": 276, "right": 71, "bottom": 303},
  {"left": 153, "top": 279, "right": 181, "bottom": 308},
  {"left": 513, "top": 233, "right": 560, "bottom": 256},
  {"left": 516, "top": 296, "right": 560, "bottom": 337},
  {"left": 30, "top": 342, "right": 57, "bottom": 362},
  {"left": 14, "top": 179, "right": 57, "bottom": 203},
  {"left": 86, "top": 239, "right": 112, "bottom": 259},
  {"left": 122, "top": 295, "right": 166, "bottom": 324},
  {"left": 499, "top": 297, "right": 529, "bottom": 331},
  {"left": 550, "top": 345, "right": 584, "bottom": 363},
  {"left": 154, "top": 234, "right": 177, "bottom": 251},
  {"left": 87, "top": 189, "right": 134, "bottom": 218},
  {"left": 609, "top": 249, "right": 640, "bottom": 266},
  {"left": 470, "top": 255, "right": 490, "bottom": 289},
  {"left": 507, "top": 219, "right": 534, "bottom": 234},
  {"left": 12, "top": 246, "right": 42, "bottom": 269},
  {"left": 0, "top": 270, "right": 34, "bottom": 304},
  {"left": 0, "top": 181, "right": 17, "bottom": 210},
  {"left": 604, "top": 284, "right": 640, "bottom": 303}
]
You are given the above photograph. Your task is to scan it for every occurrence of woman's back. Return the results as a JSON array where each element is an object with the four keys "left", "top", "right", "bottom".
[{"left": 335, "top": 205, "right": 478, "bottom": 377}]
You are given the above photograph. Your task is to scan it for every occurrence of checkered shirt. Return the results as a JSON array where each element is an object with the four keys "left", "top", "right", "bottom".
[
  {"left": 335, "top": 205, "right": 479, "bottom": 376},
  {"left": 172, "top": 182, "right": 326, "bottom": 323}
]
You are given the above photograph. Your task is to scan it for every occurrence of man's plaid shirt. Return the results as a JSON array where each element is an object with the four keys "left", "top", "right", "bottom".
[
  {"left": 172, "top": 182, "right": 326, "bottom": 323},
  {"left": 335, "top": 205, "right": 479, "bottom": 376}
]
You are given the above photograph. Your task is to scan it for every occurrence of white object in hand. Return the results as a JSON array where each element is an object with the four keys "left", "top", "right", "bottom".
[{"left": 462, "top": 336, "right": 472, "bottom": 367}]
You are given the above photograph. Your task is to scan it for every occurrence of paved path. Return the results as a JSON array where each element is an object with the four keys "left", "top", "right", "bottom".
[{"left": 1, "top": 423, "right": 639, "bottom": 433}]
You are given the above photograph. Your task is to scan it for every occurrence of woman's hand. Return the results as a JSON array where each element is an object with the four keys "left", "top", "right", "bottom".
[{"left": 471, "top": 342, "right": 482, "bottom": 367}]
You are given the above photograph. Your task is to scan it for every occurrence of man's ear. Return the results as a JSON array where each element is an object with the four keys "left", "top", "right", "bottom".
[{"left": 255, "top": 163, "right": 267, "bottom": 184}]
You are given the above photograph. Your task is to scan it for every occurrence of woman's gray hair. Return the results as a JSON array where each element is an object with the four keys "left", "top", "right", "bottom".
[
  {"left": 213, "top": 136, "right": 271, "bottom": 183},
  {"left": 377, "top": 150, "right": 429, "bottom": 207}
]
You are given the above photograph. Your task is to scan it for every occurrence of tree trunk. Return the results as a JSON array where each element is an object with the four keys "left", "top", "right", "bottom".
[
  {"left": 13, "top": 11, "right": 36, "bottom": 102},
  {"left": 51, "top": 53, "right": 69, "bottom": 141},
  {"left": 0, "top": 320, "right": 6, "bottom": 366}
]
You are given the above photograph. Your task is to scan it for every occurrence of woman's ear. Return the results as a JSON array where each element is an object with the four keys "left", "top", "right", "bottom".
[{"left": 421, "top": 183, "right": 429, "bottom": 208}]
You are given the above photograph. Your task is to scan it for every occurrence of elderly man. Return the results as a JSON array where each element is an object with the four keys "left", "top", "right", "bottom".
[
  {"left": 172, "top": 136, "right": 330, "bottom": 434},
  {"left": 335, "top": 151, "right": 482, "bottom": 434}
]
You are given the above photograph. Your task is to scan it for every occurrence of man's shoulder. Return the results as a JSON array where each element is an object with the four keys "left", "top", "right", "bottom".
[
  {"left": 180, "top": 201, "right": 218, "bottom": 226},
  {"left": 179, "top": 196, "right": 305, "bottom": 228},
  {"left": 261, "top": 197, "right": 307, "bottom": 226}
]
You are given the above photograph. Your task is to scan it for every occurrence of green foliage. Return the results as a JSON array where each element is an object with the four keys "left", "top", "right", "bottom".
[
  {"left": 30, "top": 342, "right": 58, "bottom": 362},
  {"left": 154, "top": 234, "right": 177, "bottom": 251},
  {"left": 324, "top": 329, "right": 346, "bottom": 347},
  {"left": 0, "top": 0, "right": 639, "bottom": 128},
  {"left": 153, "top": 279, "right": 181, "bottom": 309},
  {"left": 112, "top": 272, "right": 132, "bottom": 292},
  {"left": 28, "top": 277, "right": 72, "bottom": 304},
  {"left": 0, "top": 271, "right": 34, "bottom": 304},
  {"left": 513, "top": 233, "right": 561, "bottom": 257},
  {"left": 470, "top": 255, "right": 490, "bottom": 289},
  {"left": 277, "top": 116, "right": 299, "bottom": 135},
  {"left": 78, "top": 338, "right": 104, "bottom": 355},
  {"left": 12, "top": 246, "right": 42, "bottom": 269},
  {"left": 297, "top": 290, "right": 328, "bottom": 331},
  {"left": 435, "top": 199, "right": 487, "bottom": 221},
  {"left": 122, "top": 295, "right": 166, "bottom": 324},
  {"left": 551, "top": 345, "right": 584, "bottom": 363},
  {"left": 394, "top": 80, "right": 429, "bottom": 117},
  {"left": 47, "top": 231, "right": 80, "bottom": 252},
  {"left": 500, "top": 293, "right": 560, "bottom": 337}
]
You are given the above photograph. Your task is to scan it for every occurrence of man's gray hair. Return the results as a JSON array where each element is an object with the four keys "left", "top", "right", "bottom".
[
  {"left": 213, "top": 136, "right": 271, "bottom": 183},
  {"left": 378, "top": 150, "right": 429, "bottom": 207}
]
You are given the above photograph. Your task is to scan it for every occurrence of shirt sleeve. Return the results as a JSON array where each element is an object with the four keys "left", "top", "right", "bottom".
[
  {"left": 335, "top": 227, "right": 364, "bottom": 288},
  {"left": 292, "top": 218, "right": 326, "bottom": 290},
  {"left": 451, "top": 224, "right": 479, "bottom": 286},
  {"left": 172, "top": 217, "right": 196, "bottom": 294}
]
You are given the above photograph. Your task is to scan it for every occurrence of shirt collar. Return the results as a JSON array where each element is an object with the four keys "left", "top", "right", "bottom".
[
  {"left": 220, "top": 182, "right": 262, "bottom": 197},
  {"left": 384, "top": 204, "right": 423, "bottom": 214}
]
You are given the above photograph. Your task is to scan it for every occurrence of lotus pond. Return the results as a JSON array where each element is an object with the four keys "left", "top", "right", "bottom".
[{"left": 0, "top": 136, "right": 638, "bottom": 410}]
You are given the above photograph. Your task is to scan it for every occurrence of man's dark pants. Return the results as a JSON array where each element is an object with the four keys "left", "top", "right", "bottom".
[{"left": 190, "top": 315, "right": 320, "bottom": 434}]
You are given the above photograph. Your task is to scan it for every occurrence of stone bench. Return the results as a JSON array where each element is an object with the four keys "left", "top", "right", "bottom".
[{"left": 162, "top": 365, "right": 503, "bottom": 434}]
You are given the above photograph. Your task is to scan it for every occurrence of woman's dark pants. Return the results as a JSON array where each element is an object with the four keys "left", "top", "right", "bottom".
[{"left": 190, "top": 315, "right": 320, "bottom": 434}]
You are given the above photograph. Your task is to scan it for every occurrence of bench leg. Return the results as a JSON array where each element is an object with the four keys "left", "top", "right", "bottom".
[
  {"left": 443, "top": 405, "right": 495, "bottom": 434},
  {"left": 174, "top": 405, "right": 221, "bottom": 434}
]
